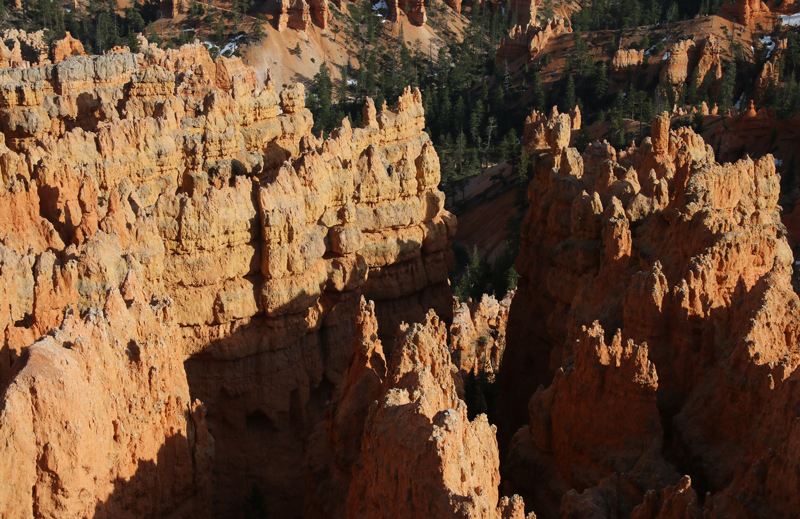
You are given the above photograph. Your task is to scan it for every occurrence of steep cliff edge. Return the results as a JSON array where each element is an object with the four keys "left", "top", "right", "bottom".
[
  {"left": 501, "top": 108, "right": 800, "bottom": 518},
  {"left": 0, "top": 42, "right": 455, "bottom": 518}
]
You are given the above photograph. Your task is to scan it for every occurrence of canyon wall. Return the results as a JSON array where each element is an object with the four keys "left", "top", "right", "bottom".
[
  {"left": 306, "top": 298, "right": 530, "bottom": 519},
  {"left": 500, "top": 108, "right": 800, "bottom": 518},
  {"left": 0, "top": 41, "right": 455, "bottom": 518}
]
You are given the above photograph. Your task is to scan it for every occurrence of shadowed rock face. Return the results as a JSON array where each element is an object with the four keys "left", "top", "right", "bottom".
[
  {"left": 500, "top": 107, "right": 800, "bottom": 518},
  {"left": 0, "top": 42, "right": 455, "bottom": 518},
  {"left": 306, "top": 299, "right": 531, "bottom": 519}
]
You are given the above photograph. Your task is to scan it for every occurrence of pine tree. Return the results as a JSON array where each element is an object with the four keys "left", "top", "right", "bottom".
[
  {"left": 311, "top": 62, "right": 333, "bottom": 135},
  {"left": 337, "top": 65, "right": 348, "bottom": 106},
  {"left": 449, "top": 95, "right": 464, "bottom": 134},
  {"left": 564, "top": 75, "right": 576, "bottom": 113},
  {"left": 593, "top": 61, "right": 609, "bottom": 104},
  {"left": 719, "top": 61, "right": 737, "bottom": 110},
  {"left": 128, "top": 30, "right": 140, "bottom": 52},
  {"left": 254, "top": 15, "right": 265, "bottom": 41}
]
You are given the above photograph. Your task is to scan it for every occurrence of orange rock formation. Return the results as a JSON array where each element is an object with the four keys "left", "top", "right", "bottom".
[
  {"left": 0, "top": 276, "right": 213, "bottom": 518},
  {"left": 501, "top": 107, "right": 799, "bottom": 518},
  {"left": 511, "top": 0, "right": 539, "bottom": 27},
  {"left": 307, "top": 299, "right": 532, "bottom": 519},
  {"left": 0, "top": 43, "right": 455, "bottom": 518},
  {"left": 388, "top": 0, "right": 427, "bottom": 26},
  {"left": 51, "top": 32, "right": 86, "bottom": 63},
  {"left": 450, "top": 291, "right": 514, "bottom": 380},
  {"left": 278, "top": 0, "right": 330, "bottom": 31},
  {"left": 522, "top": 105, "right": 580, "bottom": 155},
  {"left": 611, "top": 48, "right": 645, "bottom": 79},
  {"left": 497, "top": 18, "right": 570, "bottom": 63},
  {"left": 722, "top": 0, "right": 769, "bottom": 25}
]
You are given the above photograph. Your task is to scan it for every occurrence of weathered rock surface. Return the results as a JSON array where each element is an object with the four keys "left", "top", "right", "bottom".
[
  {"left": 387, "top": 0, "right": 427, "bottom": 26},
  {"left": 501, "top": 107, "right": 800, "bottom": 518},
  {"left": 611, "top": 48, "right": 644, "bottom": 80},
  {"left": 0, "top": 42, "right": 455, "bottom": 518},
  {"left": 658, "top": 36, "right": 723, "bottom": 89},
  {"left": 450, "top": 291, "right": 514, "bottom": 380},
  {"left": 511, "top": 0, "right": 539, "bottom": 28},
  {"left": 307, "top": 300, "right": 532, "bottom": 519},
  {"left": 51, "top": 32, "right": 86, "bottom": 64},
  {"left": 722, "top": 0, "right": 769, "bottom": 26},
  {"left": 0, "top": 277, "right": 213, "bottom": 518},
  {"left": 497, "top": 18, "right": 570, "bottom": 64}
]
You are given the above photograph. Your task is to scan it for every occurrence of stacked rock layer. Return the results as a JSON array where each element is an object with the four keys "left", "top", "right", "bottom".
[{"left": 0, "top": 42, "right": 455, "bottom": 518}]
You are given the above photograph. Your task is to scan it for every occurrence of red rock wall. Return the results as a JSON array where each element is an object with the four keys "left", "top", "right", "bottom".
[{"left": 501, "top": 107, "right": 800, "bottom": 518}]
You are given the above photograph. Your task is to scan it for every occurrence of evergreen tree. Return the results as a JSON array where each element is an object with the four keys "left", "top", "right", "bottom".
[
  {"left": 128, "top": 30, "right": 140, "bottom": 52},
  {"left": 719, "top": 61, "right": 737, "bottom": 110},
  {"left": 310, "top": 62, "right": 334, "bottom": 135},
  {"left": 253, "top": 15, "right": 265, "bottom": 41},
  {"left": 593, "top": 61, "right": 609, "bottom": 104},
  {"left": 564, "top": 75, "right": 576, "bottom": 113}
]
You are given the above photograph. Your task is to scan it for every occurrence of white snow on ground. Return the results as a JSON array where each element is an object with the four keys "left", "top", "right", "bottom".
[
  {"left": 780, "top": 13, "right": 800, "bottom": 26},
  {"left": 220, "top": 34, "right": 246, "bottom": 56},
  {"left": 645, "top": 44, "right": 657, "bottom": 55},
  {"left": 373, "top": 0, "right": 388, "bottom": 10},
  {"left": 203, "top": 41, "right": 219, "bottom": 54},
  {"left": 734, "top": 93, "right": 745, "bottom": 109},
  {"left": 662, "top": 52, "right": 671, "bottom": 61},
  {"left": 347, "top": 78, "right": 358, "bottom": 85},
  {"left": 760, "top": 36, "right": 776, "bottom": 59},
  {"left": 775, "top": 158, "right": 784, "bottom": 166}
]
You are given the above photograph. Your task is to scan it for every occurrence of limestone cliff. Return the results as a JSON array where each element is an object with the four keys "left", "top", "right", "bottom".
[{"left": 501, "top": 107, "right": 800, "bottom": 518}]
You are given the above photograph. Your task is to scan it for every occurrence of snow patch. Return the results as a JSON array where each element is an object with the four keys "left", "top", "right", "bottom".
[
  {"left": 760, "top": 36, "right": 776, "bottom": 59},
  {"left": 202, "top": 41, "right": 219, "bottom": 54},
  {"left": 347, "top": 78, "right": 358, "bottom": 85},
  {"left": 775, "top": 158, "right": 784, "bottom": 166},
  {"left": 734, "top": 93, "right": 745, "bottom": 110},
  {"left": 662, "top": 52, "right": 671, "bottom": 61},
  {"left": 780, "top": 13, "right": 800, "bottom": 26},
  {"left": 645, "top": 44, "right": 657, "bottom": 55},
  {"left": 373, "top": 0, "right": 388, "bottom": 10},
  {"left": 220, "top": 34, "right": 246, "bottom": 57}
]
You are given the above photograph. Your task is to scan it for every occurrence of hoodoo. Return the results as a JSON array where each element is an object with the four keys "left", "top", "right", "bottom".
[{"left": 2, "top": 0, "right": 800, "bottom": 517}]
